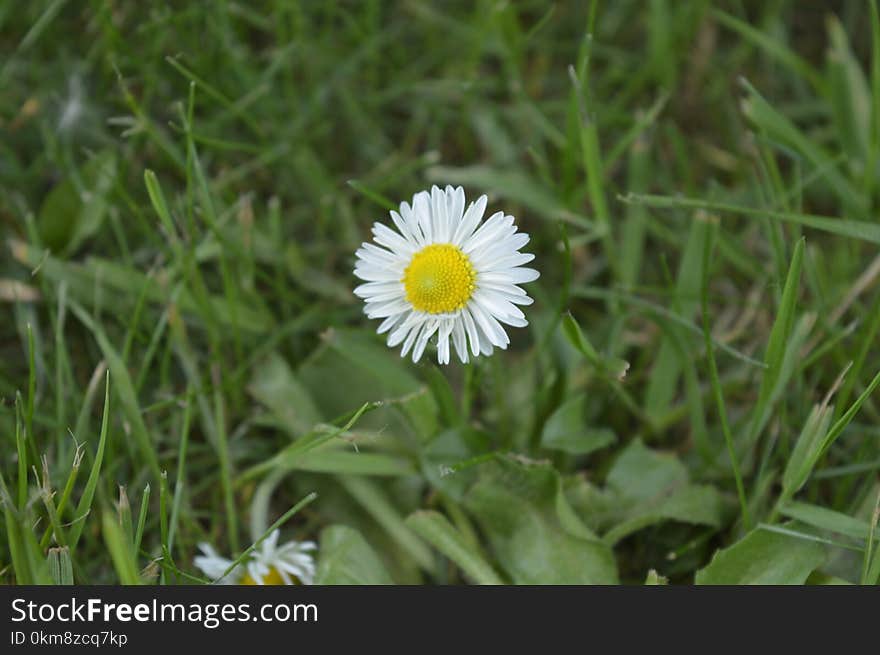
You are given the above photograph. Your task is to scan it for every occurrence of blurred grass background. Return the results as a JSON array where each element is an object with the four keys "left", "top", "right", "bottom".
[{"left": 2, "top": 0, "right": 880, "bottom": 584}]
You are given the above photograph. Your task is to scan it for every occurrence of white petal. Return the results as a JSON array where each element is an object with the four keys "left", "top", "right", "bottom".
[
  {"left": 400, "top": 321, "right": 423, "bottom": 358},
  {"left": 356, "top": 242, "right": 400, "bottom": 264},
  {"left": 437, "top": 319, "right": 454, "bottom": 365},
  {"left": 461, "top": 214, "right": 516, "bottom": 255},
  {"left": 449, "top": 186, "right": 465, "bottom": 234},
  {"left": 461, "top": 307, "right": 482, "bottom": 357},
  {"left": 354, "top": 266, "right": 403, "bottom": 283},
  {"left": 413, "top": 191, "right": 433, "bottom": 243},
  {"left": 468, "top": 300, "right": 510, "bottom": 348},
  {"left": 431, "top": 185, "right": 449, "bottom": 243},
  {"left": 389, "top": 210, "right": 419, "bottom": 246},
  {"left": 388, "top": 312, "right": 421, "bottom": 346},
  {"left": 473, "top": 251, "right": 535, "bottom": 272},
  {"left": 452, "top": 318, "right": 468, "bottom": 363},
  {"left": 354, "top": 281, "right": 404, "bottom": 299},
  {"left": 477, "top": 285, "right": 534, "bottom": 306},
  {"left": 452, "top": 195, "right": 487, "bottom": 246},
  {"left": 412, "top": 319, "right": 439, "bottom": 363},
  {"left": 399, "top": 201, "right": 426, "bottom": 246},
  {"left": 361, "top": 289, "right": 406, "bottom": 304},
  {"left": 473, "top": 290, "right": 525, "bottom": 321},
  {"left": 377, "top": 313, "right": 405, "bottom": 335},
  {"left": 366, "top": 298, "right": 411, "bottom": 319},
  {"left": 478, "top": 268, "right": 540, "bottom": 284},
  {"left": 373, "top": 222, "right": 416, "bottom": 256}
]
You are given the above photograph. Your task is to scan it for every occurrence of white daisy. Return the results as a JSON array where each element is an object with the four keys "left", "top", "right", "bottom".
[
  {"left": 354, "top": 185, "right": 539, "bottom": 364},
  {"left": 193, "top": 530, "right": 317, "bottom": 585}
]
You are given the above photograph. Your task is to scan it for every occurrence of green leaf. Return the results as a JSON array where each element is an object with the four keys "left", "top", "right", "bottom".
[
  {"left": 102, "top": 511, "right": 143, "bottom": 585},
  {"left": 644, "top": 216, "right": 712, "bottom": 420},
  {"left": 69, "top": 370, "right": 113, "bottom": 548},
  {"left": 696, "top": 527, "right": 825, "bottom": 584},
  {"left": 620, "top": 193, "right": 880, "bottom": 244},
  {"left": 740, "top": 80, "right": 865, "bottom": 217},
  {"left": 292, "top": 447, "right": 416, "bottom": 477},
  {"left": 302, "top": 328, "right": 437, "bottom": 438},
  {"left": 779, "top": 501, "right": 870, "bottom": 542},
  {"left": 47, "top": 547, "right": 74, "bottom": 585},
  {"left": 826, "top": 16, "right": 871, "bottom": 162},
  {"left": 782, "top": 402, "right": 835, "bottom": 500},
  {"left": 68, "top": 304, "right": 162, "bottom": 482},
  {"left": 247, "top": 353, "right": 322, "bottom": 435},
  {"left": 38, "top": 149, "right": 117, "bottom": 255},
  {"left": 406, "top": 510, "right": 504, "bottom": 585},
  {"left": 540, "top": 392, "right": 616, "bottom": 456},
  {"left": 315, "top": 525, "right": 394, "bottom": 585},
  {"left": 712, "top": 10, "right": 824, "bottom": 93},
  {"left": 746, "top": 238, "right": 805, "bottom": 449},
  {"left": 420, "top": 426, "right": 494, "bottom": 502},
  {"left": 463, "top": 456, "right": 618, "bottom": 584},
  {"left": 602, "top": 440, "right": 723, "bottom": 544},
  {"left": 337, "top": 476, "right": 434, "bottom": 573},
  {"left": 561, "top": 313, "right": 630, "bottom": 379}
]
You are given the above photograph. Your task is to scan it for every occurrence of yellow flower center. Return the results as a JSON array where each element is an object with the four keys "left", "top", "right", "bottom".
[
  {"left": 241, "top": 567, "right": 291, "bottom": 585},
  {"left": 402, "top": 244, "right": 476, "bottom": 314}
]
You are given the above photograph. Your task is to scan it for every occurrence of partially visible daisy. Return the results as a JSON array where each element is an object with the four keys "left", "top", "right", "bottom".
[
  {"left": 354, "top": 185, "right": 539, "bottom": 364},
  {"left": 194, "top": 530, "right": 317, "bottom": 585}
]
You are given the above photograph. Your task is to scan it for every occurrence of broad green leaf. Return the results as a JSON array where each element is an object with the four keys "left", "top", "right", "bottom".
[
  {"left": 38, "top": 149, "right": 117, "bottom": 255},
  {"left": 541, "top": 392, "right": 616, "bottom": 456},
  {"left": 315, "top": 525, "right": 394, "bottom": 585},
  {"left": 696, "top": 527, "right": 825, "bottom": 584},
  {"left": 602, "top": 440, "right": 723, "bottom": 544},
  {"left": 247, "top": 353, "right": 322, "bottom": 434},
  {"left": 807, "top": 571, "right": 853, "bottom": 585},
  {"left": 301, "top": 328, "right": 437, "bottom": 438},
  {"left": 420, "top": 426, "right": 494, "bottom": 502},
  {"left": 463, "top": 456, "right": 618, "bottom": 584}
]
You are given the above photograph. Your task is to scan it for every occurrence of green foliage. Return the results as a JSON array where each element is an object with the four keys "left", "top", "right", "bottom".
[
  {"left": 696, "top": 527, "right": 826, "bottom": 585},
  {"left": 315, "top": 525, "right": 394, "bottom": 585},
  {"left": 2, "top": 1, "right": 880, "bottom": 586}
]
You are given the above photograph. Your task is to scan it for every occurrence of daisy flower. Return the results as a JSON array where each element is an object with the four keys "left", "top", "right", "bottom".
[
  {"left": 193, "top": 530, "right": 317, "bottom": 585},
  {"left": 354, "top": 185, "right": 539, "bottom": 364}
]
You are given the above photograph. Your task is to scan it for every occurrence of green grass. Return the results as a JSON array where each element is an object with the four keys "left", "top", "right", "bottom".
[{"left": 2, "top": 0, "right": 880, "bottom": 585}]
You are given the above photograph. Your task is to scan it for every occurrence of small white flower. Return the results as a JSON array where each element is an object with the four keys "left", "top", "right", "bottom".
[
  {"left": 354, "top": 185, "right": 539, "bottom": 364},
  {"left": 194, "top": 530, "right": 317, "bottom": 585}
]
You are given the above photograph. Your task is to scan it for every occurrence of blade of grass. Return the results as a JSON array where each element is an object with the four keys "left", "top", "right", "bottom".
[
  {"left": 214, "top": 492, "right": 319, "bottom": 583},
  {"left": 701, "top": 219, "right": 751, "bottom": 529},
  {"left": 621, "top": 193, "right": 880, "bottom": 243},
  {"left": 69, "top": 370, "right": 111, "bottom": 549},
  {"left": 406, "top": 510, "right": 504, "bottom": 585}
]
